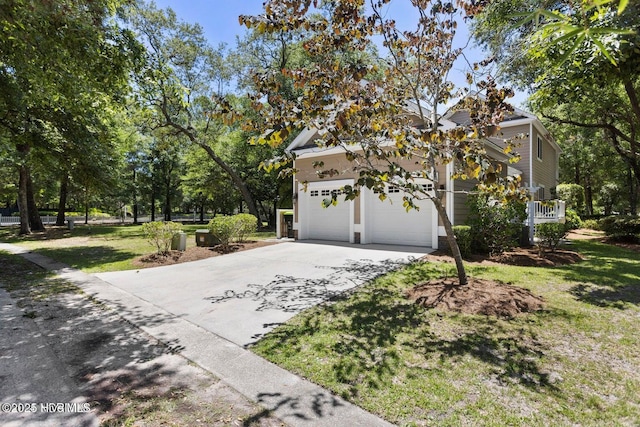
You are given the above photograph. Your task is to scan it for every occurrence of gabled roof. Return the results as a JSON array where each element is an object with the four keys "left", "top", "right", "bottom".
[{"left": 444, "top": 105, "right": 561, "bottom": 154}]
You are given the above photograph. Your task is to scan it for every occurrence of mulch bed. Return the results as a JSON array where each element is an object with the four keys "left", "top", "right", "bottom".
[
  {"left": 133, "top": 241, "right": 276, "bottom": 268},
  {"left": 407, "top": 278, "right": 545, "bottom": 318},
  {"left": 424, "top": 246, "right": 584, "bottom": 268},
  {"left": 410, "top": 238, "right": 589, "bottom": 318}
]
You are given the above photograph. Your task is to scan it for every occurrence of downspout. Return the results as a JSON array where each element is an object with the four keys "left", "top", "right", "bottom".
[
  {"left": 529, "top": 122, "right": 534, "bottom": 190},
  {"left": 528, "top": 122, "right": 535, "bottom": 244}
]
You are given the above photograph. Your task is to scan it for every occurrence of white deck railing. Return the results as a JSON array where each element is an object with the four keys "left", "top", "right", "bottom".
[
  {"left": 526, "top": 200, "right": 566, "bottom": 244},
  {"left": 531, "top": 200, "right": 566, "bottom": 224}
]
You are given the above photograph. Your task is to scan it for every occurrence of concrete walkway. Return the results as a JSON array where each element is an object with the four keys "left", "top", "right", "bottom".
[
  {"left": 0, "top": 288, "right": 99, "bottom": 427},
  {"left": 0, "top": 241, "right": 431, "bottom": 426}
]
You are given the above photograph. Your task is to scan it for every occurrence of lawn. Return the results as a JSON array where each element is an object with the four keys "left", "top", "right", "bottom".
[
  {"left": 252, "top": 239, "right": 640, "bottom": 426},
  {"left": 0, "top": 224, "right": 275, "bottom": 273}
]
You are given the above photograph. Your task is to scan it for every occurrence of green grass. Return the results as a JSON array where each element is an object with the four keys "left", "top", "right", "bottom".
[
  {"left": 252, "top": 240, "right": 640, "bottom": 426},
  {"left": 0, "top": 224, "right": 275, "bottom": 273}
]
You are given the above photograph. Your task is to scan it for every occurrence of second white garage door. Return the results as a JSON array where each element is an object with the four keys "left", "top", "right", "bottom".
[{"left": 368, "top": 186, "right": 434, "bottom": 246}]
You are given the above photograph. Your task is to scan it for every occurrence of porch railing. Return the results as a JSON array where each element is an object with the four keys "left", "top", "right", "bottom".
[{"left": 531, "top": 200, "right": 566, "bottom": 224}]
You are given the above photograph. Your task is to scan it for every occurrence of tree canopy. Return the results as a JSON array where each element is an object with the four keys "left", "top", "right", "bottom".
[
  {"left": 472, "top": 0, "right": 640, "bottom": 212},
  {"left": 0, "top": 0, "right": 140, "bottom": 233}
]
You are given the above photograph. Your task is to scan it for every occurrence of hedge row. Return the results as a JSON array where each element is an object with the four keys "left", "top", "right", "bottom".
[{"left": 598, "top": 215, "right": 640, "bottom": 241}]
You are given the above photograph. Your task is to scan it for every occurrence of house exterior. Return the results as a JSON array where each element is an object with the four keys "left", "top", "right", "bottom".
[{"left": 285, "top": 107, "right": 561, "bottom": 249}]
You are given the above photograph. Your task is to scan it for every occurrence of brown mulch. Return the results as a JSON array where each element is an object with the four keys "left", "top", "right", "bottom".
[
  {"left": 407, "top": 277, "right": 545, "bottom": 318},
  {"left": 133, "top": 241, "right": 276, "bottom": 268},
  {"left": 424, "top": 246, "right": 584, "bottom": 268}
]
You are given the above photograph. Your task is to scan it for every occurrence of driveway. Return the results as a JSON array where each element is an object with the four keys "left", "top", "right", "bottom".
[{"left": 95, "top": 241, "right": 431, "bottom": 347}]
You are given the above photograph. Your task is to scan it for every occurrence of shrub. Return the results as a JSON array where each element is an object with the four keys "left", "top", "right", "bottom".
[
  {"left": 453, "top": 226, "right": 472, "bottom": 258},
  {"left": 564, "top": 208, "right": 583, "bottom": 230},
  {"left": 233, "top": 213, "right": 258, "bottom": 242},
  {"left": 598, "top": 182, "right": 621, "bottom": 216},
  {"left": 556, "top": 183, "right": 585, "bottom": 214},
  {"left": 466, "top": 193, "right": 527, "bottom": 256},
  {"left": 598, "top": 215, "right": 640, "bottom": 242},
  {"left": 582, "top": 219, "right": 600, "bottom": 230},
  {"left": 208, "top": 216, "right": 237, "bottom": 250},
  {"left": 207, "top": 214, "right": 259, "bottom": 249},
  {"left": 535, "top": 222, "right": 567, "bottom": 253},
  {"left": 142, "top": 221, "right": 183, "bottom": 254}
]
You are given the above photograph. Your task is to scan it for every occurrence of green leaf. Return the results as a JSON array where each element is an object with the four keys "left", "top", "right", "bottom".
[
  {"left": 591, "top": 37, "right": 617, "bottom": 65},
  {"left": 547, "top": 27, "right": 583, "bottom": 47},
  {"left": 555, "top": 33, "right": 586, "bottom": 66},
  {"left": 618, "top": 0, "right": 629, "bottom": 15}
]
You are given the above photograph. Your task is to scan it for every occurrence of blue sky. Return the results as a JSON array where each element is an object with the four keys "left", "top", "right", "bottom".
[{"left": 153, "top": 0, "right": 527, "bottom": 107}]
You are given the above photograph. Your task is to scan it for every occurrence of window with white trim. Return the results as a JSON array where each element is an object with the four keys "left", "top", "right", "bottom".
[
  {"left": 310, "top": 190, "right": 319, "bottom": 197},
  {"left": 421, "top": 183, "right": 434, "bottom": 192},
  {"left": 537, "top": 136, "right": 543, "bottom": 160}
]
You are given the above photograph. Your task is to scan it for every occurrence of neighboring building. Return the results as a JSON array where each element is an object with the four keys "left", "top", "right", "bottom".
[{"left": 284, "top": 106, "right": 562, "bottom": 249}]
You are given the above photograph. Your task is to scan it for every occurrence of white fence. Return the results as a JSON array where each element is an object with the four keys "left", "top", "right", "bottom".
[{"left": 0, "top": 213, "right": 215, "bottom": 226}]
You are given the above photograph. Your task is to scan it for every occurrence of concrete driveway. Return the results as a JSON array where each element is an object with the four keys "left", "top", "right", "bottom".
[{"left": 95, "top": 241, "right": 430, "bottom": 347}]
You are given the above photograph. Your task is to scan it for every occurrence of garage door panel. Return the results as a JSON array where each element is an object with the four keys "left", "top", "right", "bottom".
[
  {"left": 302, "top": 183, "right": 351, "bottom": 242},
  {"left": 369, "top": 190, "right": 433, "bottom": 246}
]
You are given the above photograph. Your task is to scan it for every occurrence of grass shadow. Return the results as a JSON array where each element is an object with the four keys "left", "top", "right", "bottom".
[
  {"left": 255, "top": 262, "right": 557, "bottom": 403},
  {"left": 34, "top": 246, "right": 138, "bottom": 271},
  {"left": 557, "top": 241, "right": 640, "bottom": 308},
  {"left": 0, "top": 224, "right": 148, "bottom": 243}
]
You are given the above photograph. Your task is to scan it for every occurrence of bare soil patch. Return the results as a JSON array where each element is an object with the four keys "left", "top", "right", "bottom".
[
  {"left": 133, "top": 241, "right": 276, "bottom": 268},
  {"left": 425, "top": 246, "right": 584, "bottom": 268},
  {"left": 407, "top": 278, "right": 545, "bottom": 318}
]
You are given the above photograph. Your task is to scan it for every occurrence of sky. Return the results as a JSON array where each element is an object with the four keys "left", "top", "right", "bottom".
[{"left": 152, "top": 0, "right": 527, "bottom": 107}]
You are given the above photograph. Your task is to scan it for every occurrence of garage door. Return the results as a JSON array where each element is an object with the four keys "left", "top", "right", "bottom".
[
  {"left": 302, "top": 183, "right": 351, "bottom": 241},
  {"left": 369, "top": 185, "right": 433, "bottom": 246}
]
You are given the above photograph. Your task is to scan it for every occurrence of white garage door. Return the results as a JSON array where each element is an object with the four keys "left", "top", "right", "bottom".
[
  {"left": 369, "top": 185, "right": 433, "bottom": 246},
  {"left": 303, "top": 183, "right": 351, "bottom": 241}
]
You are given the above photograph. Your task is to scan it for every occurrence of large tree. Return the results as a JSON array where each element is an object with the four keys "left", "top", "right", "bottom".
[
  {"left": 472, "top": 0, "right": 640, "bottom": 208},
  {"left": 0, "top": 0, "right": 139, "bottom": 233},
  {"left": 227, "top": 0, "right": 525, "bottom": 286},
  {"left": 131, "top": 3, "right": 264, "bottom": 220}
]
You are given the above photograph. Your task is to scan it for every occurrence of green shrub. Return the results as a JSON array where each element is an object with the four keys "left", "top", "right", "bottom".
[
  {"left": 466, "top": 193, "right": 527, "bottom": 256},
  {"left": 208, "top": 216, "right": 237, "bottom": 250},
  {"left": 142, "top": 221, "right": 183, "bottom": 254},
  {"left": 564, "top": 208, "right": 583, "bottom": 230},
  {"left": 535, "top": 222, "right": 567, "bottom": 253},
  {"left": 556, "top": 183, "right": 585, "bottom": 214},
  {"left": 582, "top": 219, "right": 600, "bottom": 231},
  {"left": 234, "top": 213, "right": 258, "bottom": 242},
  {"left": 598, "top": 182, "right": 621, "bottom": 216},
  {"left": 453, "top": 226, "right": 472, "bottom": 258},
  {"left": 598, "top": 215, "right": 640, "bottom": 242},
  {"left": 207, "top": 213, "right": 259, "bottom": 249}
]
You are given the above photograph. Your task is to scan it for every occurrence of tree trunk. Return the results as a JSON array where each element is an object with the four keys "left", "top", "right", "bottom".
[
  {"left": 56, "top": 173, "right": 69, "bottom": 226},
  {"left": 164, "top": 179, "right": 171, "bottom": 221},
  {"left": 17, "top": 165, "right": 31, "bottom": 235},
  {"left": 132, "top": 169, "right": 139, "bottom": 225},
  {"left": 584, "top": 174, "right": 593, "bottom": 216},
  {"left": 628, "top": 165, "right": 637, "bottom": 215},
  {"left": 84, "top": 187, "right": 89, "bottom": 225},
  {"left": 432, "top": 196, "right": 468, "bottom": 286},
  {"left": 26, "top": 169, "right": 44, "bottom": 231},
  {"left": 151, "top": 187, "right": 156, "bottom": 222}
]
